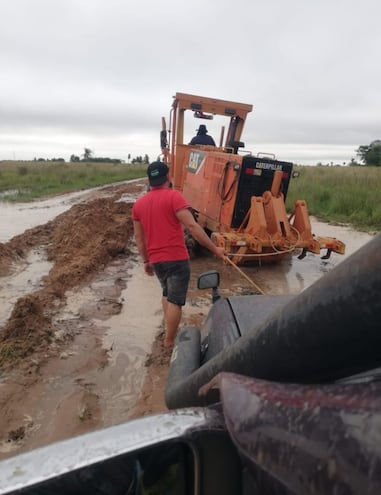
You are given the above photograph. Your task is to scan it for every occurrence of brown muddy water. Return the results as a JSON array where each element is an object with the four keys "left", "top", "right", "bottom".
[
  {"left": 0, "top": 189, "right": 375, "bottom": 356},
  {"left": 0, "top": 185, "right": 377, "bottom": 456}
]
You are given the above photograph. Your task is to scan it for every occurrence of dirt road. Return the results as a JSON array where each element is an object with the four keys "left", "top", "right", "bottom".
[{"left": 0, "top": 180, "right": 375, "bottom": 460}]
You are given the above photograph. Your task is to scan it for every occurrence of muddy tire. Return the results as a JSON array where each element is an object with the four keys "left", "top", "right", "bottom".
[{"left": 185, "top": 230, "right": 202, "bottom": 259}]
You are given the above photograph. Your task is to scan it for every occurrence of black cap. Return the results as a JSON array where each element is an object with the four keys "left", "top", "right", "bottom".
[
  {"left": 197, "top": 124, "right": 208, "bottom": 133},
  {"left": 147, "top": 161, "right": 169, "bottom": 186}
]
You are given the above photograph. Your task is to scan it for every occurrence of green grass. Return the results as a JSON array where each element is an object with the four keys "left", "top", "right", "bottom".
[
  {"left": 286, "top": 165, "right": 381, "bottom": 232},
  {"left": 0, "top": 161, "right": 147, "bottom": 201}
]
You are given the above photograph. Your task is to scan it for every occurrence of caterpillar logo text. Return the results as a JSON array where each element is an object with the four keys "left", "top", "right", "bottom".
[
  {"left": 188, "top": 151, "right": 205, "bottom": 174},
  {"left": 256, "top": 162, "right": 283, "bottom": 171}
]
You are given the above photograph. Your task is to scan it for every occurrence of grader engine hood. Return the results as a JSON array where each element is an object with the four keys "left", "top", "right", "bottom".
[{"left": 231, "top": 156, "right": 293, "bottom": 228}]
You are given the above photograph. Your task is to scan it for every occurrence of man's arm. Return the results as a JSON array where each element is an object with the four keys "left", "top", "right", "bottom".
[
  {"left": 176, "top": 209, "right": 225, "bottom": 260},
  {"left": 133, "top": 220, "right": 154, "bottom": 275}
]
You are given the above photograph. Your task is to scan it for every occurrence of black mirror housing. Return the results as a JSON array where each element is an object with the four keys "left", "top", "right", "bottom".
[{"left": 197, "top": 270, "right": 220, "bottom": 290}]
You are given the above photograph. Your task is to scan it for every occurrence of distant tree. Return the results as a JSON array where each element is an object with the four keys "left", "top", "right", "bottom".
[
  {"left": 90, "top": 157, "right": 122, "bottom": 164},
  {"left": 127, "top": 153, "right": 131, "bottom": 162},
  {"left": 131, "top": 156, "right": 143, "bottom": 164},
  {"left": 349, "top": 157, "right": 360, "bottom": 166},
  {"left": 70, "top": 154, "right": 80, "bottom": 162},
  {"left": 82, "top": 148, "right": 93, "bottom": 161},
  {"left": 144, "top": 154, "right": 149, "bottom": 164},
  {"left": 356, "top": 140, "right": 381, "bottom": 166}
]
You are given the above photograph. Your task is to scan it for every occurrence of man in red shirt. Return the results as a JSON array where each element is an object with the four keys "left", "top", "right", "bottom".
[{"left": 132, "top": 161, "right": 225, "bottom": 348}]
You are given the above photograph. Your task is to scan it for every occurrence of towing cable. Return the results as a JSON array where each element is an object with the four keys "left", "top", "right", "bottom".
[{"left": 224, "top": 255, "right": 265, "bottom": 295}]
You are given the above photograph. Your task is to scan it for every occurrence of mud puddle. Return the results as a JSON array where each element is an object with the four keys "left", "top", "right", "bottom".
[
  {"left": 1, "top": 187, "right": 374, "bottom": 301},
  {"left": 57, "top": 257, "right": 163, "bottom": 426},
  {"left": 0, "top": 180, "right": 142, "bottom": 243},
  {"left": 0, "top": 251, "right": 163, "bottom": 456},
  {"left": 0, "top": 248, "right": 52, "bottom": 327},
  {"left": 220, "top": 219, "right": 376, "bottom": 296},
  {"left": 0, "top": 191, "right": 93, "bottom": 243},
  {"left": 0, "top": 181, "right": 376, "bottom": 459}
]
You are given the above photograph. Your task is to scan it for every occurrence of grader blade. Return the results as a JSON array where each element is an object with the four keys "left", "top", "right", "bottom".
[{"left": 211, "top": 172, "right": 345, "bottom": 265}]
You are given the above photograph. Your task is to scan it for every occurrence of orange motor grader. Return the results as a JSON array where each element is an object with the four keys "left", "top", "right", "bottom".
[{"left": 160, "top": 92, "right": 345, "bottom": 264}]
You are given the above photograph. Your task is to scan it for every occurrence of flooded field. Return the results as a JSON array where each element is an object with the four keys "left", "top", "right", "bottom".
[{"left": 0, "top": 180, "right": 376, "bottom": 459}]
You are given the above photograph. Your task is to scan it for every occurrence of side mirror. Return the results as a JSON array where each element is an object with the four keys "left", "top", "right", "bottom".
[
  {"left": 197, "top": 270, "right": 220, "bottom": 303},
  {"left": 197, "top": 270, "right": 220, "bottom": 290},
  {"left": 160, "top": 129, "right": 168, "bottom": 149},
  {"left": 193, "top": 111, "right": 214, "bottom": 120},
  {"left": 228, "top": 140, "right": 245, "bottom": 154}
]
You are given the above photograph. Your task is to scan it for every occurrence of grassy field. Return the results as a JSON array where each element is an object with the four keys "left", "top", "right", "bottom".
[
  {"left": 1, "top": 161, "right": 380, "bottom": 232},
  {"left": 286, "top": 165, "right": 381, "bottom": 232},
  {"left": 0, "top": 161, "right": 147, "bottom": 201}
]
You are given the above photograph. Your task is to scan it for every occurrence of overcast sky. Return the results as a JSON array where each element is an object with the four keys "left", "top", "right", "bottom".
[{"left": 1, "top": 0, "right": 380, "bottom": 165}]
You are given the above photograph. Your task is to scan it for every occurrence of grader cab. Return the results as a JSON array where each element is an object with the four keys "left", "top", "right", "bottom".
[{"left": 161, "top": 92, "right": 345, "bottom": 264}]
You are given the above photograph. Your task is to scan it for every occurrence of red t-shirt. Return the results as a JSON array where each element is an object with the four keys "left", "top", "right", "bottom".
[{"left": 132, "top": 187, "right": 191, "bottom": 263}]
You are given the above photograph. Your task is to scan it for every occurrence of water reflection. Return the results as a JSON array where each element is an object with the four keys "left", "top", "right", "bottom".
[
  {"left": 0, "top": 190, "right": 94, "bottom": 243},
  {"left": 1, "top": 190, "right": 376, "bottom": 300},
  {"left": 0, "top": 249, "right": 52, "bottom": 326},
  {"left": 0, "top": 180, "right": 146, "bottom": 243},
  {"left": 216, "top": 220, "right": 375, "bottom": 296}
]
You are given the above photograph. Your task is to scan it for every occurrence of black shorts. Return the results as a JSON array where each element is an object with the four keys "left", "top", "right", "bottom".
[{"left": 152, "top": 259, "right": 190, "bottom": 306}]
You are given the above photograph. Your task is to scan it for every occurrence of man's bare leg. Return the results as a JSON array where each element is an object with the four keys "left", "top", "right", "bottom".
[
  {"left": 163, "top": 300, "right": 182, "bottom": 348},
  {"left": 161, "top": 296, "right": 168, "bottom": 320}
]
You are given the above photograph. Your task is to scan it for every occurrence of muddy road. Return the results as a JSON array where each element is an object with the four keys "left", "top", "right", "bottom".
[{"left": 0, "top": 180, "right": 375, "bottom": 460}]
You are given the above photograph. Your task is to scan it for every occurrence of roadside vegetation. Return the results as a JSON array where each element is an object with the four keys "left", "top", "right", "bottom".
[
  {"left": 0, "top": 160, "right": 380, "bottom": 232},
  {"left": 286, "top": 165, "right": 381, "bottom": 232},
  {"left": 0, "top": 161, "right": 147, "bottom": 201}
]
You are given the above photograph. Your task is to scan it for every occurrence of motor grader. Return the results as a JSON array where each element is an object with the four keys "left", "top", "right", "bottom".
[{"left": 161, "top": 92, "right": 345, "bottom": 263}]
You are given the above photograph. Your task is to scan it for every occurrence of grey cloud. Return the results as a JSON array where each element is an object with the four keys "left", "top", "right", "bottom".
[{"left": 0, "top": 0, "right": 380, "bottom": 164}]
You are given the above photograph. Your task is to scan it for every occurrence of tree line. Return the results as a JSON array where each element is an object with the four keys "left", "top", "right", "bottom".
[
  {"left": 70, "top": 142, "right": 379, "bottom": 167},
  {"left": 356, "top": 140, "right": 381, "bottom": 166},
  {"left": 69, "top": 148, "right": 149, "bottom": 165},
  {"left": 25, "top": 141, "right": 381, "bottom": 167}
]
